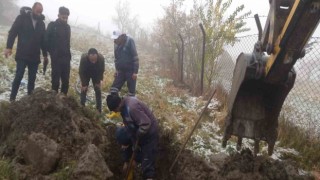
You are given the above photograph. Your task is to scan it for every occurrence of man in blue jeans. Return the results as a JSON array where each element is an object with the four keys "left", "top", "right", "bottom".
[
  {"left": 4, "top": 2, "right": 48, "bottom": 101},
  {"left": 107, "top": 94, "right": 158, "bottom": 180}
]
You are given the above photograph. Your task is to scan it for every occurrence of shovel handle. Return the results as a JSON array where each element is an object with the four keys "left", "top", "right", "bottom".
[{"left": 125, "top": 140, "right": 139, "bottom": 180}]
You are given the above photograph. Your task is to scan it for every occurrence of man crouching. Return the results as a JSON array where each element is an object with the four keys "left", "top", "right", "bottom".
[{"left": 107, "top": 94, "right": 158, "bottom": 180}]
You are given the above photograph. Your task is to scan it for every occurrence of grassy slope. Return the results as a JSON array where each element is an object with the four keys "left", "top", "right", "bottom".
[{"left": 0, "top": 25, "right": 319, "bottom": 176}]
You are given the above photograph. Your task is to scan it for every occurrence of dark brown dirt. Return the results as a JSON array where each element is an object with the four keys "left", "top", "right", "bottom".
[
  {"left": 158, "top": 147, "right": 315, "bottom": 180},
  {"left": 0, "top": 88, "right": 107, "bottom": 158},
  {"left": 0, "top": 88, "right": 117, "bottom": 178},
  {"left": 0, "top": 88, "right": 316, "bottom": 179}
]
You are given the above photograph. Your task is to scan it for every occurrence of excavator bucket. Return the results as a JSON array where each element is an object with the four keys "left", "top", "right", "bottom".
[
  {"left": 222, "top": 52, "right": 296, "bottom": 155},
  {"left": 222, "top": 0, "right": 319, "bottom": 155}
]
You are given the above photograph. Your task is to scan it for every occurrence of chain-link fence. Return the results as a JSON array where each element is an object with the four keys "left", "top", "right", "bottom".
[{"left": 214, "top": 35, "right": 320, "bottom": 138}]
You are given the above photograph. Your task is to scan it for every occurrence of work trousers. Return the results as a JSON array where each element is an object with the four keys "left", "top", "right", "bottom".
[
  {"left": 51, "top": 57, "right": 70, "bottom": 94},
  {"left": 80, "top": 78, "right": 102, "bottom": 113},
  {"left": 110, "top": 71, "right": 136, "bottom": 96},
  {"left": 10, "top": 60, "right": 39, "bottom": 101},
  {"left": 121, "top": 133, "right": 158, "bottom": 179}
]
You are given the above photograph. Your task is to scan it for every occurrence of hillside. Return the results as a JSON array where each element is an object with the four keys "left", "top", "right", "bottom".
[{"left": 0, "top": 25, "right": 317, "bottom": 179}]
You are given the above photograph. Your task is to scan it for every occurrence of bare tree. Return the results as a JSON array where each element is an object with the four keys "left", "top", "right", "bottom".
[
  {"left": 196, "top": 0, "right": 251, "bottom": 89},
  {"left": 112, "top": 0, "right": 140, "bottom": 38},
  {"left": 112, "top": 0, "right": 130, "bottom": 32},
  {"left": 152, "top": 0, "right": 251, "bottom": 94},
  {"left": 151, "top": 0, "right": 187, "bottom": 81}
]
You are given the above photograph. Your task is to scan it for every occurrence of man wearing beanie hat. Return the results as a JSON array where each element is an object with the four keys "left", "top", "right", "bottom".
[
  {"left": 79, "top": 48, "right": 105, "bottom": 113},
  {"left": 45, "top": 6, "right": 71, "bottom": 94},
  {"left": 107, "top": 94, "right": 158, "bottom": 180}
]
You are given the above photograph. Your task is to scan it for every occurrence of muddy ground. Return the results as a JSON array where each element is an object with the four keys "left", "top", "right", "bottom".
[{"left": 0, "top": 88, "right": 315, "bottom": 179}]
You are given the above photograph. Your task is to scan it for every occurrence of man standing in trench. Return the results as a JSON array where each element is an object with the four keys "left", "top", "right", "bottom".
[
  {"left": 45, "top": 6, "right": 71, "bottom": 94},
  {"left": 4, "top": 2, "right": 48, "bottom": 101},
  {"left": 107, "top": 94, "right": 158, "bottom": 180}
]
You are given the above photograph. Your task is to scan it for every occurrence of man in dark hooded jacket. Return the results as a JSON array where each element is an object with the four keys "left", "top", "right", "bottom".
[
  {"left": 45, "top": 6, "right": 71, "bottom": 94},
  {"left": 4, "top": 2, "right": 48, "bottom": 101},
  {"left": 107, "top": 94, "right": 158, "bottom": 180}
]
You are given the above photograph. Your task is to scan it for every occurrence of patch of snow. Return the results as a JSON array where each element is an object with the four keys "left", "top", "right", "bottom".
[{"left": 207, "top": 98, "right": 220, "bottom": 110}]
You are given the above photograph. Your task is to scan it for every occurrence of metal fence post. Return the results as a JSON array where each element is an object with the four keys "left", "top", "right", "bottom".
[
  {"left": 178, "top": 33, "right": 184, "bottom": 83},
  {"left": 176, "top": 43, "right": 180, "bottom": 81},
  {"left": 199, "top": 23, "right": 206, "bottom": 95}
]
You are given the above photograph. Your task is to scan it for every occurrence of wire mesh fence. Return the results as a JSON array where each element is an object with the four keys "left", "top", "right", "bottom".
[{"left": 215, "top": 35, "right": 320, "bottom": 139}]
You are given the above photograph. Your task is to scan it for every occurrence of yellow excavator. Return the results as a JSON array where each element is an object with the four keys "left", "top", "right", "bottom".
[{"left": 222, "top": 0, "right": 320, "bottom": 155}]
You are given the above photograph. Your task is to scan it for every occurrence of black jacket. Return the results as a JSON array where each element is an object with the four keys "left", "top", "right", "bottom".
[
  {"left": 79, "top": 53, "right": 105, "bottom": 85},
  {"left": 6, "top": 12, "right": 47, "bottom": 63},
  {"left": 45, "top": 19, "right": 71, "bottom": 60}
]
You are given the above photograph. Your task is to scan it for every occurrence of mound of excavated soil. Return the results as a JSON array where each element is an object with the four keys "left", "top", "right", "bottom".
[
  {"left": 0, "top": 88, "right": 116, "bottom": 179},
  {"left": 0, "top": 88, "right": 315, "bottom": 179}
]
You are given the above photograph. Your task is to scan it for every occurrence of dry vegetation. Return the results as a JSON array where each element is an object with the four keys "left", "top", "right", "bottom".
[{"left": 278, "top": 115, "right": 320, "bottom": 171}]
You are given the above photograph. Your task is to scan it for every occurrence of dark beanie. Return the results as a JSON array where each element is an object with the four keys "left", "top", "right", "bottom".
[
  {"left": 115, "top": 127, "right": 131, "bottom": 145},
  {"left": 106, "top": 94, "right": 121, "bottom": 111},
  {"left": 59, "top": 6, "right": 70, "bottom": 15},
  {"left": 88, "top": 48, "right": 98, "bottom": 55}
]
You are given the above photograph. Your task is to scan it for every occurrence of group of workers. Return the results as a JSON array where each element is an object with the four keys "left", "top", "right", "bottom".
[{"left": 4, "top": 2, "right": 158, "bottom": 179}]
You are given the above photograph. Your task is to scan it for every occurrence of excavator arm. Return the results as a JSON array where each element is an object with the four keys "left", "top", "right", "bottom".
[
  {"left": 222, "top": 0, "right": 320, "bottom": 155},
  {"left": 265, "top": 0, "right": 320, "bottom": 83}
]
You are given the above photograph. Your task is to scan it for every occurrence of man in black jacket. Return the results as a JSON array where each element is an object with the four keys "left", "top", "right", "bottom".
[
  {"left": 45, "top": 6, "right": 71, "bottom": 94},
  {"left": 4, "top": 2, "right": 48, "bottom": 101},
  {"left": 79, "top": 48, "right": 105, "bottom": 113}
]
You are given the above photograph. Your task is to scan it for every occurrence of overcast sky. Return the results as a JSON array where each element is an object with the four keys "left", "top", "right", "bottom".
[{"left": 18, "top": 0, "right": 319, "bottom": 36}]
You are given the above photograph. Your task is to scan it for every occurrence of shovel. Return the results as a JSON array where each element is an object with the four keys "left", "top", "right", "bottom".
[{"left": 125, "top": 139, "right": 139, "bottom": 180}]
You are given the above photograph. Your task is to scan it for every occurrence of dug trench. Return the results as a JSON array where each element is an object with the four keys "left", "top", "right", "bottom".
[{"left": 0, "top": 88, "right": 314, "bottom": 179}]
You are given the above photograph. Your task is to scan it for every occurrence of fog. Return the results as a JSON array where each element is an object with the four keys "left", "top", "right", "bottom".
[
  {"left": 7, "top": 0, "right": 320, "bottom": 37},
  {"left": 17, "top": 0, "right": 172, "bottom": 35}
]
